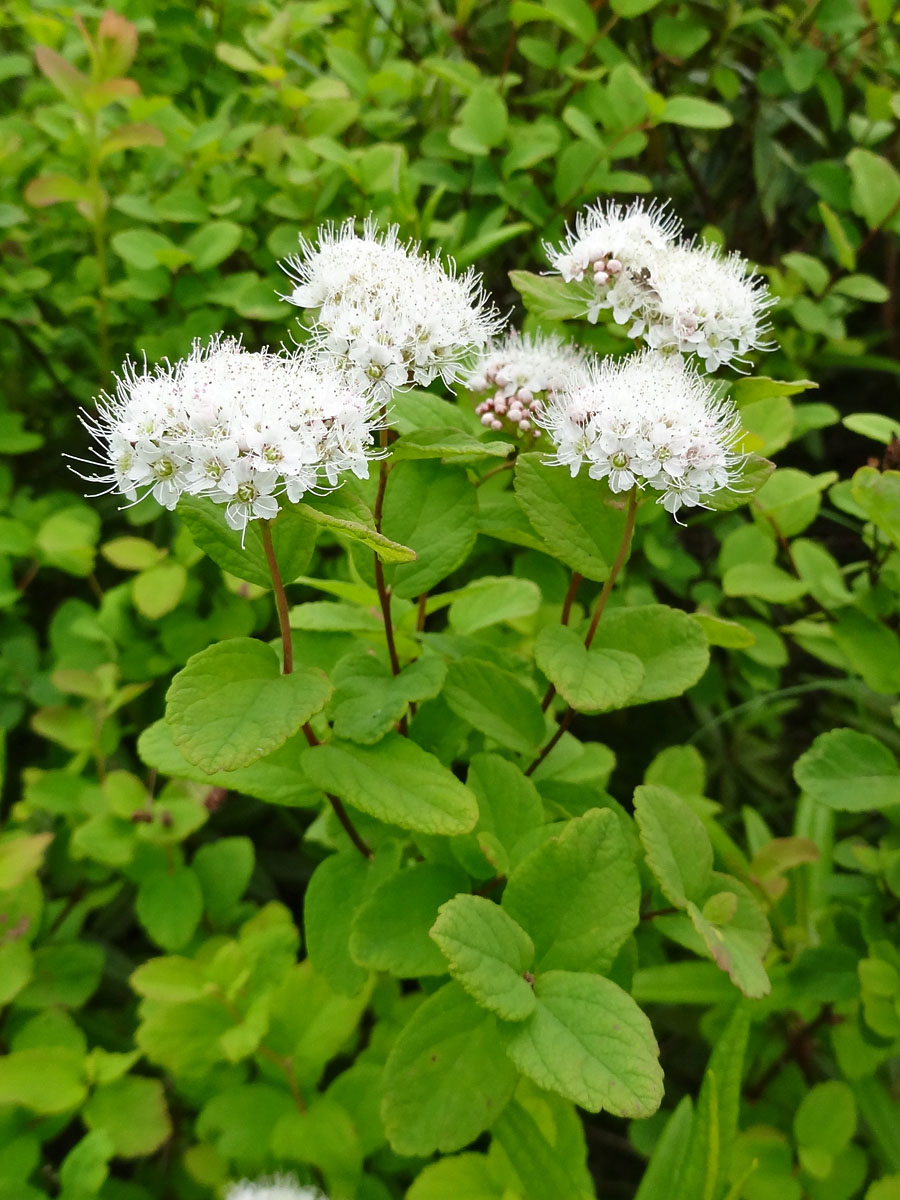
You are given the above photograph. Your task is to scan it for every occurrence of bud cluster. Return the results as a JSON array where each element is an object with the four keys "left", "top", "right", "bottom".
[{"left": 464, "top": 330, "right": 588, "bottom": 439}]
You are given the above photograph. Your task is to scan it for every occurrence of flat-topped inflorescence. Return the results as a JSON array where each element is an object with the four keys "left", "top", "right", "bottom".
[
  {"left": 280, "top": 216, "right": 505, "bottom": 399},
  {"left": 225, "top": 1177, "right": 325, "bottom": 1200},
  {"left": 73, "top": 334, "right": 384, "bottom": 535},
  {"left": 537, "top": 349, "right": 745, "bottom": 516},
  {"left": 545, "top": 198, "right": 773, "bottom": 372},
  {"left": 463, "top": 329, "right": 590, "bottom": 440}
]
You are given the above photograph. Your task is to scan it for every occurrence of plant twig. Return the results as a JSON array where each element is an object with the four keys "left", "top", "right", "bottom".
[
  {"left": 373, "top": 431, "right": 402, "bottom": 681},
  {"left": 261, "top": 521, "right": 293, "bottom": 674},
  {"left": 301, "top": 724, "right": 373, "bottom": 860}
]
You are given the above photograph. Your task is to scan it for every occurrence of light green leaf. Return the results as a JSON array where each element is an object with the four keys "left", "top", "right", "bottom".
[
  {"left": 193, "top": 837, "right": 254, "bottom": 924},
  {"left": 178, "top": 496, "right": 318, "bottom": 587},
  {"left": 456, "top": 84, "right": 508, "bottom": 151},
  {"left": 722, "top": 562, "right": 807, "bottom": 604},
  {"left": 431, "top": 894, "right": 536, "bottom": 1020},
  {"left": 329, "top": 652, "right": 445, "bottom": 744},
  {"left": 83, "top": 1076, "right": 172, "bottom": 1158},
  {"left": 753, "top": 468, "right": 837, "bottom": 537},
  {"left": 448, "top": 576, "right": 542, "bottom": 635},
  {"left": 0, "top": 833, "right": 53, "bottom": 890},
  {"left": 184, "top": 220, "right": 243, "bottom": 270},
  {"left": 351, "top": 862, "right": 469, "bottom": 978},
  {"left": 136, "top": 865, "right": 203, "bottom": 951},
  {"left": 454, "top": 753, "right": 545, "bottom": 879},
  {"left": 132, "top": 561, "right": 187, "bottom": 619},
  {"left": 382, "top": 981, "right": 518, "bottom": 1155},
  {"left": 833, "top": 608, "right": 900, "bottom": 695},
  {"left": 391, "top": 428, "right": 515, "bottom": 463},
  {"left": 382, "top": 461, "right": 477, "bottom": 596},
  {"left": 492, "top": 1095, "right": 595, "bottom": 1200},
  {"left": 507, "top": 971, "right": 663, "bottom": 1117},
  {"left": 508, "top": 270, "right": 591, "bottom": 321},
  {"left": 503, "top": 808, "right": 640, "bottom": 973},
  {"left": 636, "top": 1097, "right": 694, "bottom": 1200},
  {"left": 302, "top": 735, "right": 479, "bottom": 834},
  {"left": 686, "top": 876, "right": 771, "bottom": 999},
  {"left": 843, "top": 413, "right": 900, "bottom": 445},
  {"left": 847, "top": 148, "right": 900, "bottom": 229},
  {"left": 407, "top": 1153, "right": 504, "bottom": 1200},
  {"left": 515, "top": 454, "right": 629, "bottom": 581},
  {"left": 111, "top": 228, "right": 182, "bottom": 271},
  {"left": 633, "top": 784, "right": 713, "bottom": 908},
  {"left": 851, "top": 467, "right": 900, "bottom": 550},
  {"left": 588, "top": 605, "right": 709, "bottom": 704},
  {"left": 443, "top": 657, "right": 545, "bottom": 754},
  {"left": 535, "top": 625, "right": 645, "bottom": 712},
  {"left": 296, "top": 494, "right": 417, "bottom": 564},
  {"left": 165, "top": 639, "right": 332, "bottom": 772},
  {"left": 795, "top": 1081, "right": 856, "bottom": 1166},
  {"left": 662, "top": 96, "right": 732, "bottom": 128},
  {"left": 0, "top": 1047, "right": 85, "bottom": 1113},
  {"left": 794, "top": 728, "right": 900, "bottom": 811}
]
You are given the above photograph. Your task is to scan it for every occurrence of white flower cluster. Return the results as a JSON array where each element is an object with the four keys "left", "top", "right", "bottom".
[
  {"left": 537, "top": 350, "right": 743, "bottom": 515},
  {"left": 75, "top": 335, "right": 383, "bottom": 535},
  {"left": 545, "top": 199, "right": 773, "bottom": 371},
  {"left": 464, "top": 330, "right": 589, "bottom": 439},
  {"left": 226, "top": 1176, "right": 324, "bottom": 1200},
  {"left": 281, "top": 218, "right": 505, "bottom": 399}
]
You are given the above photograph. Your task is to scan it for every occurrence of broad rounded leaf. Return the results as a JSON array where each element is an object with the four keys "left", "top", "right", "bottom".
[
  {"left": 431, "top": 894, "right": 536, "bottom": 1020},
  {"left": 382, "top": 981, "right": 517, "bottom": 1155},
  {"left": 178, "top": 496, "right": 318, "bottom": 587},
  {"left": 382, "top": 461, "right": 477, "bottom": 597},
  {"left": 0, "top": 1048, "right": 85, "bottom": 1113},
  {"left": 794, "top": 728, "right": 900, "bottom": 812},
  {"left": 302, "top": 735, "right": 479, "bottom": 834},
  {"left": 588, "top": 605, "right": 709, "bottom": 704},
  {"left": 83, "top": 1076, "right": 172, "bottom": 1158},
  {"left": 514, "top": 454, "right": 629, "bottom": 581},
  {"left": 535, "top": 625, "right": 644, "bottom": 712},
  {"left": 503, "top": 808, "right": 641, "bottom": 974},
  {"left": 166, "top": 639, "right": 332, "bottom": 773},
  {"left": 507, "top": 971, "right": 663, "bottom": 1117},
  {"left": 443, "top": 658, "right": 545, "bottom": 754},
  {"left": 633, "top": 784, "right": 713, "bottom": 908}
]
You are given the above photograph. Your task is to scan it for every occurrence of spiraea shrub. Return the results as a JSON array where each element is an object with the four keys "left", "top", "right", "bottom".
[{"left": 1, "top": 3, "right": 900, "bottom": 1199}]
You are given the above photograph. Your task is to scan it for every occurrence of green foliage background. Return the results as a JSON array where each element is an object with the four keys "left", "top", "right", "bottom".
[{"left": 1, "top": 1, "right": 900, "bottom": 1198}]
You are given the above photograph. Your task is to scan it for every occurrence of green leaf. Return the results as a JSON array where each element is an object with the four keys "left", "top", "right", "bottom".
[
  {"left": 305, "top": 849, "right": 388, "bottom": 995},
  {"left": 795, "top": 1081, "right": 856, "bottom": 1170},
  {"left": 508, "top": 270, "right": 592, "bottom": 322},
  {"left": 492, "top": 1094, "right": 595, "bottom": 1200},
  {"left": 503, "top": 808, "right": 640, "bottom": 973},
  {"left": 431, "top": 895, "right": 536, "bottom": 1020},
  {"left": 514, "top": 454, "right": 628, "bottom": 581},
  {"left": 847, "top": 148, "right": 900, "bottom": 229},
  {"left": 302, "top": 735, "right": 479, "bottom": 834},
  {"left": 675, "top": 1006, "right": 750, "bottom": 1200},
  {"left": 662, "top": 96, "right": 732, "bottom": 128},
  {"left": 407, "top": 1153, "right": 505, "bottom": 1200},
  {"left": 636, "top": 1097, "right": 694, "bottom": 1200},
  {"left": 443, "top": 657, "right": 545, "bottom": 754},
  {"left": 686, "top": 878, "right": 771, "bottom": 999},
  {"left": 351, "top": 861, "right": 469, "bottom": 977},
  {"left": 382, "top": 461, "right": 477, "bottom": 597},
  {"left": 272, "top": 1095, "right": 363, "bottom": 1197},
  {"left": 454, "top": 753, "right": 545, "bottom": 878},
  {"left": 535, "top": 625, "right": 645, "bottom": 712},
  {"left": 610, "top": 0, "right": 661, "bottom": 13},
  {"left": 101, "top": 536, "right": 165, "bottom": 571},
  {"left": 178, "top": 496, "right": 318, "bottom": 587},
  {"left": 58, "top": 1131, "right": 114, "bottom": 1198},
  {"left": 83, "top": 1076, "right": 172, "bottom": 1158},
  {"left": 111, "top": 228, "right": 183, "bottom": 271},
  {"left": 17, "top": 943, "right": 104, "bottom": 1009},
  {"left": 794, "top": 729, "right": 900, "bottom": 812},
  {"left": 843, "top": 413, "right": 900, "bottom": 445},
  {"left": 507, "top": 971, "right": 663, "bottom": 1117},
  {"left": 833, "top": 608, "right": 900, "bottom": 695},
  {"left": 36, "top": 507, "right": 100, "bottom": 577},
  {"left": 455, "top": 84, "right": 508, "bottom": 152},
  {"left": 851, "top": 467, "right": 900, "bottom": 550},
  {"left": 136, "top": 864, "right": 203, "bottom": 951},
  {"left": 832, "top": 274, "right": 890, "bottom": 302},
  {"left": 193, "top": 837, "right": 254, "bottom": 924},
  {"left": 753, "top": 468, "right": 837, "bottom": 537},
  {"left": 296, "top": 492, "right": 416, "bottom": 564},
  {"left": 382, "top": 981, "right": 518, "bottom": 1155},
  {"left": 634, "top": 784, "right": 713, "bottom": 907},
  {"left": 0, "top": 833, "right": 53, "bottom": 890},
  {"left": 329, "top": 652, "right": 445, "bottom": 744},
  {"left": 184, "top": 220, "right": 243, "bottom": 270},
  {"left": 0, "top": 1047, "right": 85, "bottom": 1113},
  {"left": 138, "top": 720, "right": 319, "bottom": 808},
  {"left": 588, "top": 605, "right": 709, "bottom": 704},
  {"left": 818, "top": 201, "right": 856, "bottom": 270},
  {"left": 722, "top": 562, "right": 806, "bottom": 604},
  {"left": 132, "top": 561, "right": 187, "bottom": 619},
  {"left": 165, "top": 639, "right": 332, "bottom": 772},
  {"left": 448, "top": 576, "right": 542, "bottom": 634},
  {"left": 391, "top": 428, "right": 515, "bottom": 463},
  {"left": 130, "top": 956, "right": 208, "bottom": 1004}
]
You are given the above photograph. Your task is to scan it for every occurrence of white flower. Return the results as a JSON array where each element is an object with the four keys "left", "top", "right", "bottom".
[
  {"left": 72, "top": 334, "right": 385, "bottom": 539},
  {"left": 280, "top": 217, "right": 505, "bottom": 397},
  {"left": 546, "top": 199, "right": 774, "bottom": 371},
  {"left": 225, "top": 1175, "right": 325, "bottom": 1200},
  {"left": 537, "top": 350, "right": 744, "bottom": 516},
  {"left": 462, "top": 329, "right": 589, "bottom": 439}
]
